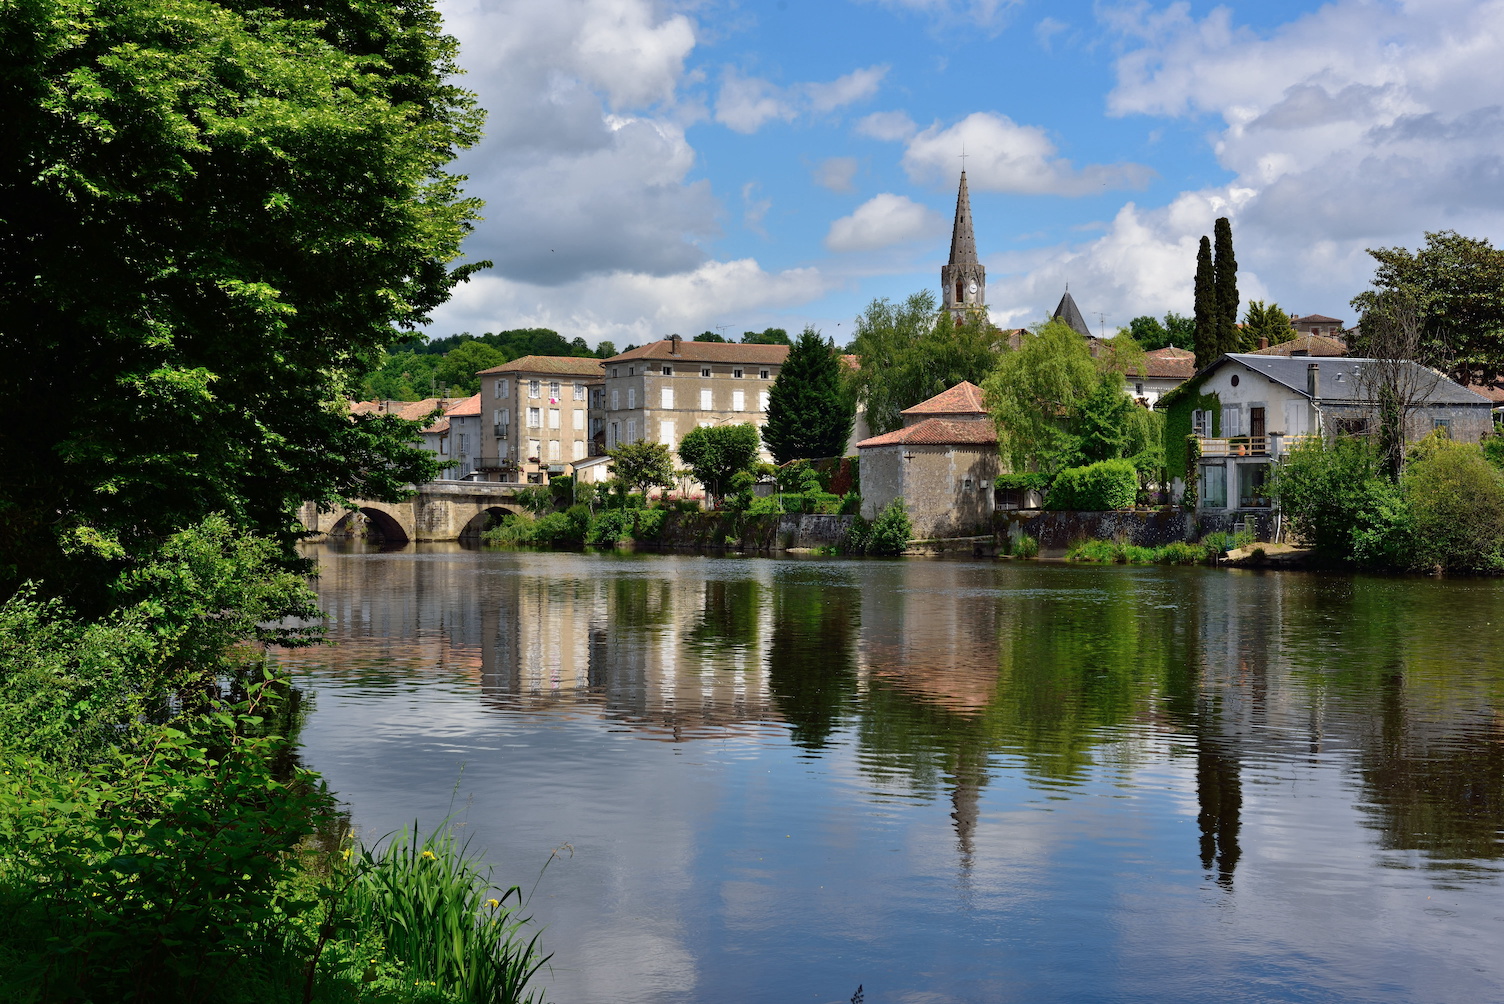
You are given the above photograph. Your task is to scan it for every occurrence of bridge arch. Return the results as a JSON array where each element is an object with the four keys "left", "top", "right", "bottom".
[
  {"left": 328, "top": 504, "right": 411, "bottom": 544},
  {"left": 459, "top": 505, "right": 522, "bottom": 539}
]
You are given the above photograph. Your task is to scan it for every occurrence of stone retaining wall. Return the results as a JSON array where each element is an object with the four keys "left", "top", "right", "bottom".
[
  {"left": 994, "top": 509, "right": 1275, "bottom": 554},
  {"left": 642, "top": 512, "right": 856, "bottom": 552}
]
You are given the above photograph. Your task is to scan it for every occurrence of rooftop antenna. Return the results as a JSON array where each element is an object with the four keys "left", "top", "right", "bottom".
[
  {"left": 715, "top": 324, "right": 730, "bottom": 340},
  {"left": 1099, "top": 312, "right": 1107, "bottom": 338}
]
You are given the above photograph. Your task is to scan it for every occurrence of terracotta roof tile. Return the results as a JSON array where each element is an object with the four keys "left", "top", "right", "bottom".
[
  {"left": 445, "top": 393, "right": 481, "bottom": 417},
  {"left": 1290, "top": 313, "right": 1344, "bottom": 325},
  {"left": 1248, "top": 334, "right": 1348, "bottom": 357},
  {"left": 1126, "top": 347, "right": 1196, "bottom": 379},
  {"left": 476, "top": 355, "right": 605, "bottom": 377},
  {"left": 605, "top": 339, "right": 790, "bottom": 365},
  {"left": 901, "top": 381, "right": 988, "bottom": 416},
  {"left": 857, "top": 417, "right": 998, "bottom": 448}
]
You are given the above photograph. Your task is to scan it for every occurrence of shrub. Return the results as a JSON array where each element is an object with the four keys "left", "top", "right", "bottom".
[
  {"left": 865, "top": 499, "right": 912, "bottom": 555},
  {"left": 1157, "top": 541, "right": 1207, "bottom": 565},
  {"left": 1067, "top": 538, "right": 1122, "bottom": 563},
  {"left": 1403, "top": 437, "right": 1504, "bottom": 571},
  {"left": 673, "top": 497, "right": 702, "bottom": 513},
  {"left": 1121, "top": 544, "right": 1157, "bottom": 564},
  {"left": 1046, "top": 459, "right": 1136, "bottom": 511},
  {"left": 484, "top": 513, "right": 538, "bottom": 545},
  {"left": 838, "top": 492, "right": 862, "bottom": 515},
  {"left": 1268, "top": 437, "right": 1396, "bottom": 563},
  {"left": 803, "top": 491, "right": 841, "bottom": 514},
  {"left": 841, "top": 515, "right": 871, "bottom": 554},
  {"left": 587, "top": 507, "right": 636, "bottom": 545},
  {"left": 1010, "top": 533, "right": 1039, "bottom": 559}
]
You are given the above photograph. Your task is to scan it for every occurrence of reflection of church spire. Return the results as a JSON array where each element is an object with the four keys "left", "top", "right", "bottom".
[{"left": 1196, "top": 741, "right": 1242, "bottom": 887}]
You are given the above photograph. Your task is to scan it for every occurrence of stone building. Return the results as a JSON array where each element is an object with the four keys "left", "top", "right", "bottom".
[
  {"left": 601, "top": 336, "right": 788, "bottom": 460},
  {"left": 856, "top": 381, "right": 1000, "bottom": 540},
  {"left": 940, "top": 170, "right": 986, "bottom": 324},
  {"left": 475, "top": 355, "right": 605, "bottom": 483}
]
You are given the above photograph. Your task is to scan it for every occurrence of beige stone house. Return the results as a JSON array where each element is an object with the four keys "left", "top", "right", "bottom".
[
  {"left": 475, "top": 355, "right": 605, "bottom": 483},
  {"left": 856, "top": 381, "right": 1000, "bottom": 540},
  {"left": 601, "top": 336, "right": 788, "bottom": 460}
]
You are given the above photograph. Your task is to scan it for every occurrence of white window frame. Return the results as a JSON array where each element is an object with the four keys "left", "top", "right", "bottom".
[
  {"left": 732, "top": 389, "right": 745, "bottom": 412},
  {"left": 661, "top": 387, "right": 674, "bottom": 410},
  {"left": 700, "top": 388, "right": 713, "bottom": 410}
]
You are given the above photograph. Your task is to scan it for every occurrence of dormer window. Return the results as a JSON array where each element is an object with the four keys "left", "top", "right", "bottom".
[
  {"left": 662, "top": 365, "right": 673, "bottom": 376},
  {"left": 701, "top": 367, "right": 712, "bottom": 377},
  {"left": 733, "top": 368, "right": 744, "bottom": 379},
  {"left": 759, "top": 369, "right": 770, "bottom": 380}
]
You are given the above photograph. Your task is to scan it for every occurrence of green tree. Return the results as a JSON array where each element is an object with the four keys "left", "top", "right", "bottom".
[
  {"left": 1213, "top": 217, "right": 1240, "bottom": 355},
  {"left": 764, "top": 326, "right": 855, "bottom": 463},
  {"left": 983, "top": 320, "right": 1099, "bottom": 473},
  {"left": 596, "top": 340, "right": 618, "bottom": 359},
  {"left": 362, "top": 350, "right": 442, "bottom": 401},
  {"left": 741, "top": 327, "right": 792, "bottom": 345},
  {"left": 677, "top": 424, "right": 762, "bottom": 505},
  {"left": 434, "top": 340, "right": 507, "bottom": 396},
  {"left": 1071, "top": 373, "right": 1132, "bottom": 463},
  {"left": 694, "top": 331, "right": 727, "bottom": 342},
  {"left": 1164, "top": 311, "right": 1197, "bottom": 351},
  {"left": 0, "top": 0, "right": 481, "bottom": 603},
  {"left": 1404, "top": 435, "right": 1504, "bottom": 572},
  {"left": 1242, "top": 300, "right": 1291, "bottom": 349},
  {"left": 1193, "top": 236, "right": 1218, "bottom": 368},
  {"left": 1126, "top": 315, "right": 1169, "bottom": 350},
  {"left": 1350, "top": 230, "right": 1504, "bottom": 387},
  {"left": 848, "top": 290, "right": 1003, "bottom": 435},
  {"left": 607, "top": 441, "right": 677, "bottom": 499}
]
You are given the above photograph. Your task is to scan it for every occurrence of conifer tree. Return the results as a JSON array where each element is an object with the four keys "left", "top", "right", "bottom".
[
  {"left": 1213, "top": 217, "right": 1240, "bottom": 355},
  {"left": 1193, "top": 235, "right": 1218, "bottom": 369},
  {"left": 763, "top": 326, "right": 855, "bottom": 464}
]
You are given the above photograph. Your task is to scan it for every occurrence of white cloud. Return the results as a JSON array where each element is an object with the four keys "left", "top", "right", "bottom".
[
  {"left": 902, "top": 112, "right": 1155, "bottom": 195},
  {"left": 825, "top": 194, "right": 946, "bottom": 253},
  {"left": 1034, "top": 16, "right": 1068, "bottom": 51},
  {"left": 714, "top": 64, "right": 888, "bottom": 134},
  {"left": 859, "top": 0, "right": 1024, "bottom": 33},
  {"left": 741, "top": 182, "right": 772, "bottom": 236},
  {"left": 428, "top": 259, "right": 835, "bottom": 346},
  {"left": 855, "top": 109, "right": 918, "bottom": 141},
  {"left": 814, "top": 157, "right": 859, "bottom": 193}
]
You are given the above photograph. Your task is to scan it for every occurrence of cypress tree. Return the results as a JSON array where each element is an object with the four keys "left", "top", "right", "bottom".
[
  {"left": 1213, "top": 216, "right": 1240, "bottom": 355},
  {"left": 763, "top": 326, "right": 855, "bottom": 464},
  {"left": 1193, "top": 235, "right": 1217, "bottom": 369}
]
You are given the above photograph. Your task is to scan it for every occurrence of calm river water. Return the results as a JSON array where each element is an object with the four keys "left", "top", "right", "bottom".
[{"left": 273, "top": 543, "right": 1504, "bottom": 1004}]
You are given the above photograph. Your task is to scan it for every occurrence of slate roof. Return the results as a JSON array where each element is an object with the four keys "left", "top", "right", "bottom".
[
  {"left": 605, "top": 339, "right": 789, "bottom": 365},
  {"left": 1053, "top": 289, "right": 1093, "bottom": 338},
  {"left": 1225, "top": 354, "right": 1490, "bottom": 405},
  {"left": 476, "top": 355, "right": 605, "bottom": 377},
  {"left": 1250, "top": 334, "right": 1348, "bottom": 357},
  {"left": 948, "top": 170, "right": 979, "bottom": 265},
  {"left": 856, "top": 417, "right": 999, "bottom": 448},
  {"left": 901, "top": 381, "right": 988, "bottom": 416}
]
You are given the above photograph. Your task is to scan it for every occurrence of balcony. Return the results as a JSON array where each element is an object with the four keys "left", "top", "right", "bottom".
[{"left": 1198, "top": 434, "right": 1317, "bottom": 458}]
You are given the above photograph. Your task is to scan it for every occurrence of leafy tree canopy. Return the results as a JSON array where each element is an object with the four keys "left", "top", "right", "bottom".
[
  {"left": 741, "top": 328, "right": 791, "bottom": 345},
  {"left": 607, "top": 441, "right": 677, "bottom": 498},
  {"left": 694, "top": 331, "right": 727, "bottom": 343},
  {"left": 0, "top": 0, "right": 481, "bottom": 604},
  {"left": 764, "top": 326, "right": 855, "bottom": 463},
  {"left": 848, "top": 290, "right": 1003, "bottom": 435},
  {"left": 983, "top": 320, "right": 1100, "bottom": 473},
  {"left": 1242, "top": 301, "right": 1292, "bottom": 349},
  {"left": 677, "top": 424, "right": 761, "bottom": 504},
  {"left": 1125, "top": 312, "right": 1194, "bottom": 351},
  {"left": 1350, "top": 230, "right": 1504, "bottom": 387}
]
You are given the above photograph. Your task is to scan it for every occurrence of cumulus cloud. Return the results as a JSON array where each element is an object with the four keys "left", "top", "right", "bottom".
[
  {"left": 428, "top": 259, "right": 835, "bottom": 346},
  {"left": 714, "top": 65, "right": 889, "bottom": 134},
  {"left": 741, "top": 182, "right": 773, "bottom": 236},
  {"left": 814, "top": 157, "right": 859, "bottom": 192},
  {"left": 902, "top": 112, "right": 1155, "bottom": 195},
  {"left": 855, "top": 110, "right": 918, "bottom": 141},
  {"left": 825, "top": 194, "right": 946, "bottom": 253}
]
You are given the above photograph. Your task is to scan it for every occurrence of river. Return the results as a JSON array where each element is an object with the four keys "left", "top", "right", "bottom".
[{"left": 272, "top": 543, "right": 1504, "bottom": 1004}]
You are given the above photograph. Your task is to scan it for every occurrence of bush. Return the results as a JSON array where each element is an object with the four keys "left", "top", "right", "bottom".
[
  {"left": 838, "top": 491, "right": 862, "bottom": 515},
  {"left": 1157, "top": 541, "right": 1207, "bottom": 565},
  {"left": 1269, "top": 437, "right": 1405, "bottom": 566},
  {"left": 1010, "top": 533, "right": 1039, "bottom": 559},
  {"left": 1046, "top": 459, "right": 1136, "bottom": 511},
  {"left": 1403, "top": 437, "right": 1504, "bottom": 571},
  {"left": 841, "top": 515, "right": 871, "bottom": 554},
  {"left": 802, "top": 491, "right": 841, "bottom": 514},
  {"left": 483, "top": 513, "right": 538, "bottom": 545},
  {"left": 587, "top": 507, "right": 636, "bottom": 545},
  {"left": 865, "top": 499, "right": 912, "bottom": 555},
  {"left": 1068, "top": 538, "right": 1122, "bottom": 562}
]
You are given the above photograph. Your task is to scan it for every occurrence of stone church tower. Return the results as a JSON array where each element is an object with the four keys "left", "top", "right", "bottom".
[{"left": 941, "top": 170, "right": 985, "bottom": 323}]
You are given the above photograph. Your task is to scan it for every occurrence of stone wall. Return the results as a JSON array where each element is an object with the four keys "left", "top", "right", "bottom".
[
  {"left": 861, "top": 444, "right": 998, "bottom": 539},
  {"left": 994, "top": 508, "right": 1275, "bottom": 554},
  {"left": 640, "top": 512, "right": 855, "bottom": 552}
]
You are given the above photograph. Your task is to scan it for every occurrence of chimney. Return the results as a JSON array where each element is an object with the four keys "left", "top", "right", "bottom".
[
  {"left": 1258, "top": 337, "right": 1269, "bottom": 350},
  {"left": 668, "top": 333, "right": 682, "bottom": 356},
  {"left": 1307, "top": 362, "right": 1320, "bottom": 398}
]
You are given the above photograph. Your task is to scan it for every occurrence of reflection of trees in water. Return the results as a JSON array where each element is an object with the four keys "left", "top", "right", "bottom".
[
  {"left": 686, "top": 577, "right": 763, "bottom": 655},
  {"left": 766, "top": 567, "right": 861, "bottom": 751},
  {"left": 1196, "top": 741, "right": 1242, "bottom": 887}
]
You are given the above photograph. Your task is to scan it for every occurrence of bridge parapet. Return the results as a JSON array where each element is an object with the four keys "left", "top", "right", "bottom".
[{"left": 298, "top": 482, "right": 526, "bottom": 543}]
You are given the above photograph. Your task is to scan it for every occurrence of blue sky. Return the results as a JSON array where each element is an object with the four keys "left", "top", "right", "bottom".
[{"left": 428, "top": 0, "right": 1504, "bottom": 346}]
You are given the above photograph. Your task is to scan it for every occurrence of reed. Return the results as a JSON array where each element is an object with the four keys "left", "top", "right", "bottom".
[{"left": 345, "top": 825, "right": 550, "bottom": 1004}]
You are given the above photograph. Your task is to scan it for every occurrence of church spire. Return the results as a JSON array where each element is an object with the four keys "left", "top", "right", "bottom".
[
  {"left": 941, "top": 169, "right": 985, "bottom": 322},
  {"left": 948, "top": 170, "right": 978, "bottom": 265}
]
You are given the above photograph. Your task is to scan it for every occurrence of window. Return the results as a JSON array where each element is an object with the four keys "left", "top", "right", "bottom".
[
  {"left": 701, "top": 366, "right": 711, "bottom": 377},
  {"left": 1239, "top": 464, "right": 1271, "bottom": 507},
  {"left": 700, "top": 388, "right": 712, "bottom": 410},
  {"left": 1433, "top": 418, "right": 1453, "bottom": 437},
  {"left": 608, "top": 422, "right": 618, "bottom": 449},
  {"left": 628, "top": 365, "right": 635, "bottom": 377},
  {"left": 1200, "top": 463, "right": 1227, "bottom": 508},
  {"left": 529, "top": 380, "right": 540, "bottom": 398},
  {"left": 661, "top": 387, "right": 673, "bottom": 410},
  {"left": 611, "top": 389, "right": 619, "bottom": 410},
  {"left": 1221, "top": 405, "right": 1240, "bottom": 438},
  {"left": 659, "top": 420, "right": 674, "bottom": 447},
  {"left": 548, "top": 439, "right": 560, "bottom": 460},
  {"left": 758, "top": 390, "right": 768, "bottom": 412},
  {"left": 527, "top": 407, "right": 541, "bottom": 427},
  {"left": 528, "top": 439, "right": 541, "bottom": 461},
  {"left": 1135, "top": 382, "right": 1144, "bottom": 395},
  {"left": 961, "top": 478, "right": 974, "bottom": 493},
  {"left": 572, "top": 439, "right": 586, "bottom": 460},
  {"left": 498, "top": 379, "right": 509, "bottom": 399},
  {"left": 1192, "top": 409, "right": 1211, "bottom": 438},
  {"left": 548, "top": 408, "right": 559, "bottom": 429},
  {"left": 611, "top": 367, "right": 619, "bottom": 378},
  {"left": 550, "top": 382, "right": 560, "bottom": 400},
  {"left": 573, "top": 383, "right": 586, "bottom": 401},
  {"left": 732, "top": 390, "right": 745, "bottom": 412},
  {"left": 439, "top": 436, "right": 448, "bottom": 456},
  {"left": 573, "top": 408, "right": 585, "bottom": 431},
  {"left": 627, "top": 388, "right": 636, "bottom": 410},
  {"left": 759, "top": 369, "right": 769, "bottom": 380},
  {"left": 733, "top": 368, "right": 744, "bottom": 379},
  {"left": 457, "top": 433, "right": 467, "bottom": 456},
  {"left": 498, "top": 442, "right": 509, "bottom": 459},
  {"left": 627, "top": 419, "right": 637, "bottom": 442},
  {"left": 662, "top": 365, "right": 673, "bottom": 376}
]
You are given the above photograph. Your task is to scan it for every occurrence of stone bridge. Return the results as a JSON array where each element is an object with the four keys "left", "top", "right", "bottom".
[{"left": 297, "top": 481, "right": 528, "bottom": 543}]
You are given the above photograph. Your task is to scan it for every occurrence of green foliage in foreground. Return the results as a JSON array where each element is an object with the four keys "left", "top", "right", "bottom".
[
  {"left": 1046, "top": 460, "right": 1138, "bottom": 511},
  {"left": 1271, "top": 433, "right": 1504, "bottom": 572},
  {"left": 1066, "top": 539, "right": 1211, "bottom": 565},
  {"left": 843, "top": 499, "right": 912, "bottom": 555},
  {"left": 0, "top": 520, "right": 550, "bottom": 1003}
]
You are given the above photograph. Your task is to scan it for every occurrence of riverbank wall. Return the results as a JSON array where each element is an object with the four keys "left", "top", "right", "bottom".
[
  {"left": 995, "top": 509, "right": 1275, "bottom": 556},
  {"left": 638, "top": 512, "right": 857, "bottom": 552}
]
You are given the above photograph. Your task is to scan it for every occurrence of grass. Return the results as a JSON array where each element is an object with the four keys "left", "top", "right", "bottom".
[{"left": 1066, "top": 538, "right": 1211, "bottom": 565}]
